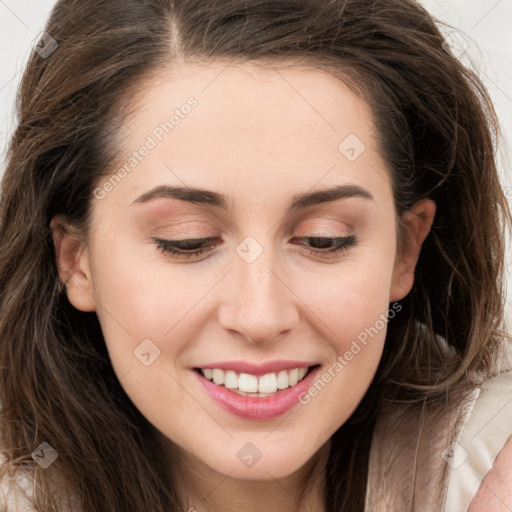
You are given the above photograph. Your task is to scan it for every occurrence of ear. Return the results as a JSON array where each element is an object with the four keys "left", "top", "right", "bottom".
[
  {"left": 50, "top": 214, "right": 97, "bottom": 312},
  {"left": 390, "top": 199, "right": 436, "bottom": 302}
]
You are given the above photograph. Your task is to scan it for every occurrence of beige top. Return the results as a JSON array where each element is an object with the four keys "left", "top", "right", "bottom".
[
  {"left": 0, "top": 471, "right": 34, "bottom": 511},
  {"left": 365, "top": 368, "right": 512, "bottom": 512},
  {"left": 2, "top": 370, "right": 512, "bottom": 511}
]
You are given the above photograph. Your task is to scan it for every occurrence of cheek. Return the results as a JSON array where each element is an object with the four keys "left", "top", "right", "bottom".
[
  {"left": 89, "top": 237, "right": 191, "bottom": 363},
  {"left": 88, "top": 240, "right": 202, "bottom": 429},
  {"left": 303, "top": 242, "right": 396, "bottom": 349},
  {"left": 292, "top": 247, "right": 396, "bottom": 426},
  {"left": 319, "top": 269, "right": 392, "bottom": 333}
]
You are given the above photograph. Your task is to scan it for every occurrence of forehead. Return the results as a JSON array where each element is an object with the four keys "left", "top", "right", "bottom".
[
  {"left": 121, "top": 59, "right": 375, "bottom": 142},
  {"left": 96, "top": 60, "right": 391, "bottom": 212}
]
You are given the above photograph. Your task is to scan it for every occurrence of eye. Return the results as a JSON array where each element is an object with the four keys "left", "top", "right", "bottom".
[
  {"left": 153, "top": 237, "right": 220, "bottom": 259},
  {"left": 152, "top": 235, "right": 357, "bottom": 259},
  {"left": 291, "top": 235, "right": 357, "bottom": 258}
]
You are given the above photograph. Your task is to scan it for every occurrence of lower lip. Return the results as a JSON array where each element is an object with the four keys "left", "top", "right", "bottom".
[{"left": 193, "top": 366, "right": 320, "bottom": 420}]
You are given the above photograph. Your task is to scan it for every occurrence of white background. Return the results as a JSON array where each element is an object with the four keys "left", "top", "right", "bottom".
[{"left": 1, "top": 0, "right": 511, "bottom": 330}]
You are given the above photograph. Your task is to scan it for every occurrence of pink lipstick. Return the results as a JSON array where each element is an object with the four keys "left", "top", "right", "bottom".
[{"left": 193, "top": 363, "right": 320, "bottom": 420}]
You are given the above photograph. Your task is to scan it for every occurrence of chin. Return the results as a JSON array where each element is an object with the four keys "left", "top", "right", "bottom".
[{"left": 199, "top": 439, "right": 316, "bottom": 481}]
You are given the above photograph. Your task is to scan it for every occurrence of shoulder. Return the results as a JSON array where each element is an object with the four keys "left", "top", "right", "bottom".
[
  {"left": 365, "top": 374, "right": 472, "bottom": 511},
  {"left": 365, "top": 368, "right": 512, "bottom": 512},
  {"left": 0, "top": 465, "right": 37, "bottom": 511},
  {"left": 444, "top": 369, "right": 512, "bottom": 512},
  {"left": 0, "top": 454, "right": 81, "bottom": 512},
  {"left": 468, "top": 434, "right": 512, "bottom": 511}
]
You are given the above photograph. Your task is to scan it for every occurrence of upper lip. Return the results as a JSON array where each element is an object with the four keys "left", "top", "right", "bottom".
[{"left": 193, "top": 360, "right": 318, "bottom": 376}]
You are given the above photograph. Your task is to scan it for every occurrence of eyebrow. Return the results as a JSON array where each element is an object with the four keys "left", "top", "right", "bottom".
[{"left": 131, "top": 183, "right": 374, "bottom": 212}]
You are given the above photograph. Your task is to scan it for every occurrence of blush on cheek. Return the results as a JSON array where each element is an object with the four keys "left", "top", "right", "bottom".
[{"left": 320, "top": 282, "right": 391, "bottom": 337}]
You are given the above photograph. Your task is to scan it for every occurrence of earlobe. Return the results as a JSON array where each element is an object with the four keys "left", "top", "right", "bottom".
[
  {"left": 390, "top": 199, "right": 436, "bottom": 302},
  {"left": 50, "top": 214, "right": 97, "bottom": 312}
]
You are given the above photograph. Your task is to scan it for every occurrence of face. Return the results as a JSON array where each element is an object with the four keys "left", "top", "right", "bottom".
[{"left": 52, "top": 61, "right": 434, "bottom": 482}]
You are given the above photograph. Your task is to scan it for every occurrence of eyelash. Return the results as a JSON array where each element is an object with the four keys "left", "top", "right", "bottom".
[{"left": 152, "top": 235, "right": 357, "bottom": 259}]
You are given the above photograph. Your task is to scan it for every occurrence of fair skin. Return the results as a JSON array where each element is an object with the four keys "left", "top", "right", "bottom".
[
  {"left": 51, "top": 61, "right": 436, "bottom": 511},
  {"left": 469, "top": 435, "right": 512, "bottom": 511}
]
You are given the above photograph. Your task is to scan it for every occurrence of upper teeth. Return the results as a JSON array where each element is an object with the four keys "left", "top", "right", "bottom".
[{"left": 200, "top": 367, "right": 309, "bottom": 394}]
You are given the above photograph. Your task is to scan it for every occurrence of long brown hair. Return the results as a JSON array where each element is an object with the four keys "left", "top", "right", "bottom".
[{"left": 1, "top": 0, "right": 510, "bottom": 510}]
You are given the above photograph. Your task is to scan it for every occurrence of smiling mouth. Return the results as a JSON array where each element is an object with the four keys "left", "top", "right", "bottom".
[{"left": 193, "top": 364, "right": 320, "bottom": 397}]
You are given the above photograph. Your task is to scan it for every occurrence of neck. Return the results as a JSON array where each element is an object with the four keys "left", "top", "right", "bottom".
[{"left": 161, "top": 435, "right": 331, "bottom": 512}]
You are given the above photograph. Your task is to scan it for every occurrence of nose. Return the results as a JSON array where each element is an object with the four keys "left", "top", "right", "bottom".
[{"left": 217, "top": 241, "right": 299, "bottom": 345}]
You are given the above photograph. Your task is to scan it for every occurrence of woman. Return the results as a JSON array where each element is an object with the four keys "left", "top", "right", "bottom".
[{"left": 1, "top": 0, "right": 511, "bottom": 510}]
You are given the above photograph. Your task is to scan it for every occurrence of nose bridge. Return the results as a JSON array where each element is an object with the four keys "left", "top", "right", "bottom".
[{"left": 218, "top": 236, "right": 298, "bottom": 344}]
